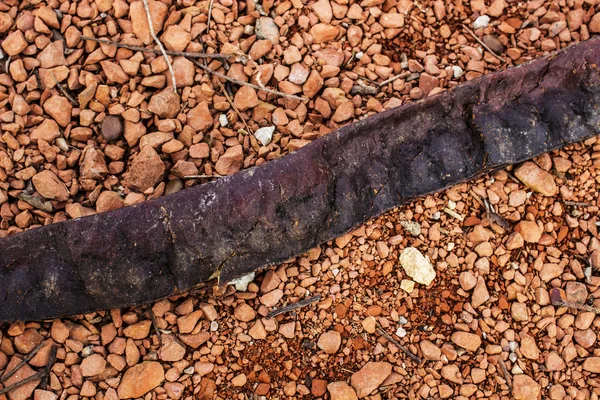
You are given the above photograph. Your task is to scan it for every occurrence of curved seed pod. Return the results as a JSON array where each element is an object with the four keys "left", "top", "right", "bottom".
[{"left": 1, "top": 38, "right": 600, "bottom": 322}]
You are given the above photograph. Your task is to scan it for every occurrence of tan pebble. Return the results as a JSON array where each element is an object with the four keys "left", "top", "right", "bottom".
[
  {"left": 327, "top": 381, "right": 358, "bottom": 400},
  {"left": 125, "top": 146, "right": 165, "bottom": 192},
  {"left": 511, "top": 302, "right": 529, "bottom": 322},
  {"left": 420, "top": 340, "right": 441, "bottom": 361},
  {"left": 583, "top": 357, "right": 600, "bottom": 373},
  {"left": 441, "top": 364, "right": 463, "bottom": 384},
  {"left": 260, "top": 289, "right": 283, "bottom": 307},
  {"left": 161, "top": 25, "right": 191, "bottom": 52},
  {"left": 231, "top": 373, "right": 247, "bottom": 387},
  {"left": 309, "top": 23, "right": 339, "bottom": 43},
  {"left": 350, "top": 362, "right": 392, "bottom": 398},
  {"left": 96, "top": 191, "right": 124, "bottom": 213},
  {"left": 514, "top": 161, "right": 557, "bottom": 196},
  {"left": 234, "top": 303, "right": 256, "bottom": 322},
  {"left": 14, "top": 329, "right": 44, "bottom": 354},
  {"left": 312, "top": 0, "right": 332, "bottom": 23},
  {"left": 249, "top": 320, "right": 267, "bottom": 340},
  {"left": 43, "top": 95, "right": 73, "bottom": 127},
  {"left": 1, "top": 30, "right": 28, "bottom": 56},
  {"left": 81, "top": 354, "right": 107, "bottom": 377},
  {"left": 317, "top": 330, "right": 341, "bottom": 354},
  {"left": 451, "top": 332, "right": 481, "bottom": 352},
  {"left": 512, "top": 374, "right": 540, "bottom": 400},
  {"left": 520, "top": 333, "right": 540, "bottom": 360},
  {"left": 123, "top": 320, "right": 151, "bottom": 339},
  {"left": 215, "top": 145, "right": 243, "bottom": 176},
  {"left": 32, "top": 170, "right": 69, "bottom": 201},
  {"left": 589, "top": 13, "right": 600, "bottom": 33},
  {"left": 279, "top": 321, "right": 295, "bottom": 338},
  {"left": 159, "top": 335, "right": 186, "bottom": 362},
  {"left": 117, "top": 361, "right": 165, "bottom": 399},
  {"left": 189, "top": 143, "right": 210, "bottom": 159},
  {"left": 471, "top": 276, "right": 490, "bottom": 308},
  {"left": 514, "top": 220, "right": 542, "bottom": 243},
  {"left": 379, "top": 13, "right": 404, "bottom": 28},
  {"left": 177, "top": 310, "right": 202, "bottom": 334},
  {"left": 148, "top": 88, "right": 180, "bottom": 118},
  {"left": 361, "top": 316, "right": 376, "bottom": 334},
  {"left": 545, "top": 351, "right": 565, "bottom": 371},
  {"left": 130, "top": 0, "right": 168, "bottom": 45},
  {"left": 233, "top": 86, "right": 259, "bottom": 111}
]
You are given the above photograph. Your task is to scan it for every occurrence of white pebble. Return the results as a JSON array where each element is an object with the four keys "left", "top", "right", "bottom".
[
  {"left": 395, "top": 327, "right": 407, "bottom": 338},
  {"left": 473, "top": 15, "right": 490, "bottom": 29},
  {"left": 452, "top": 66, "right": 464, "bottom": 79},
  {"left": 512, "top": 365, "right": 523, "bottom": 374},
  {"left": 210, "top": 321, "right": 219, "bottom": 331},
  {"left": 184, "top": 366, "right": 195, "bottom": 375},
  {"left": 398, "top": 316, "right": 408, "bottom": 325},
  {"left": 228, "top": 271, "right": 255, "bottom": 292},
  {"left": 219, "top": 114, "right": 229, "bottom": 127},
  {"left": 254, "top": 126, "right": 276, "bottom": 146}
]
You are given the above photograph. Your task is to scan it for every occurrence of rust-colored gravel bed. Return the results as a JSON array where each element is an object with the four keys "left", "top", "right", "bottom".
[{"left": 1, "top": 0, "right": 600, "bottom": 398}]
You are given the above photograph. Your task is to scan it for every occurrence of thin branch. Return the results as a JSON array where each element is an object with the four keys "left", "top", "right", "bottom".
[
  {"left": 495, "top": 356, "right": 513, "bottom": 391},
  {"left": 206, "top": 0, "right": 215, "bottom": 36},
  {"left": 553, "top": 299, "right": 600, "bottom": 314},
  {"left": 192, "top": 60, "right": 306, "bottom": 102},
  {"left": 462, "top": 24, "right": 507, "bottom": 63},
  {"left": 39, "top": 345, "right": 57, "bottom": 390},
  {"left": 183, "top": 174, "right": 222, "bottom": 179},
  {"left": 375, "top": 327, "right": 422, "bottom": 364},
  {"left": 51, "top": 73, "right": 78, "bottom": 106},
  {"left": 147, "top": 308, "right": 162, "bottom": 341},
  {"left": 1, "top": 341, "right": 45, "bottom": 383},
  {"left": 81, "top": 36, "right": 228, "bottom": 59},
  {"left": 141, "top": 0, "right": 177, "bottom": 92},
  {"left": 0, "top": 370, "right": 43, "bottom": 396},
  {"left": 266, "top": 295, "right": 321, "bottom": 319},
  {"left": 564, "top": 200, "right": 591, "bottom": 207},
  {"left": 378, "top": 71, "right": 410, "bottom": 87},
  {"left": 217, "top": 80, "right": 253, "bottom": 134}
]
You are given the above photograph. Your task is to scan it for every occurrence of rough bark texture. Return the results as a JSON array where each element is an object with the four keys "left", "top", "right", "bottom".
[{"left": 1, "top": 38, "right": 600, "bottom": 322}]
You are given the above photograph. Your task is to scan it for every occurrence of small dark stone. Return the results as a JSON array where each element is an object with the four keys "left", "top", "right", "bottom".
[
  {"left": 101, "top": 115, "right": 123, "bottom": 142},
  {"left": 482, "top": 35, "right": 504, "bottom": 55}
]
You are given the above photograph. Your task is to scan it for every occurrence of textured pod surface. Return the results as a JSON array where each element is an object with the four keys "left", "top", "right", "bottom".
[{"left": 1, "top": 38, "right": 599, "bottom": 322}]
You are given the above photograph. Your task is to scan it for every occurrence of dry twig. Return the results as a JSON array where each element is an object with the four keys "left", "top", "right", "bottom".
[
  {"left": 266, "top": 295, "right": 321, "bottom": 319},
  {"left": 378, "top": 71, "right": 410, "bottom": 87},
  {"left": 192, "top": 60, "right": 306, "bottom": 102},
  {"left": 51, "top": 73, "right": 78, "bottom": 106},
  {"left": 553, "top": 298, "right": 600, "bottom": 314},
  {"left": 495, "top": 356, "right": 513, "bottom": 391},
  {"left": 81, "top": 36, "right": 228, "bottom": 59},
  {"left": 147, "top": 307, "right": 162, "bottom": 341},
  {"left": 462, "top": 24, "right": 507, "bottom": 63},
  {"left": 564, "top": 200, "right": 591, "bottom": 207},
  {"left": 39, "top": 345, "right": 57, "bottom": 390},
  {"left": 0, "top": 345, "right": 57, "bottom": 395},
  {"left": 217, "top": 80, "right": 253, "bottom": 134},
  {"left": 375, "top": 327, "right": 422, "bottom": 364},
  {"left": 0, "top": 341, "right": 45, "bottom": 383},
  {"left": 141, "top": 0, "right": 177, "bottom": 92},
  {"left": 183, "top": 174, "right": 222, "bottom": 180}
]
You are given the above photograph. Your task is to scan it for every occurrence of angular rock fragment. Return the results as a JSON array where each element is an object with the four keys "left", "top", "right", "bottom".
[{"left": 399, "top": 247, "right": 436, "bottom": 285}]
